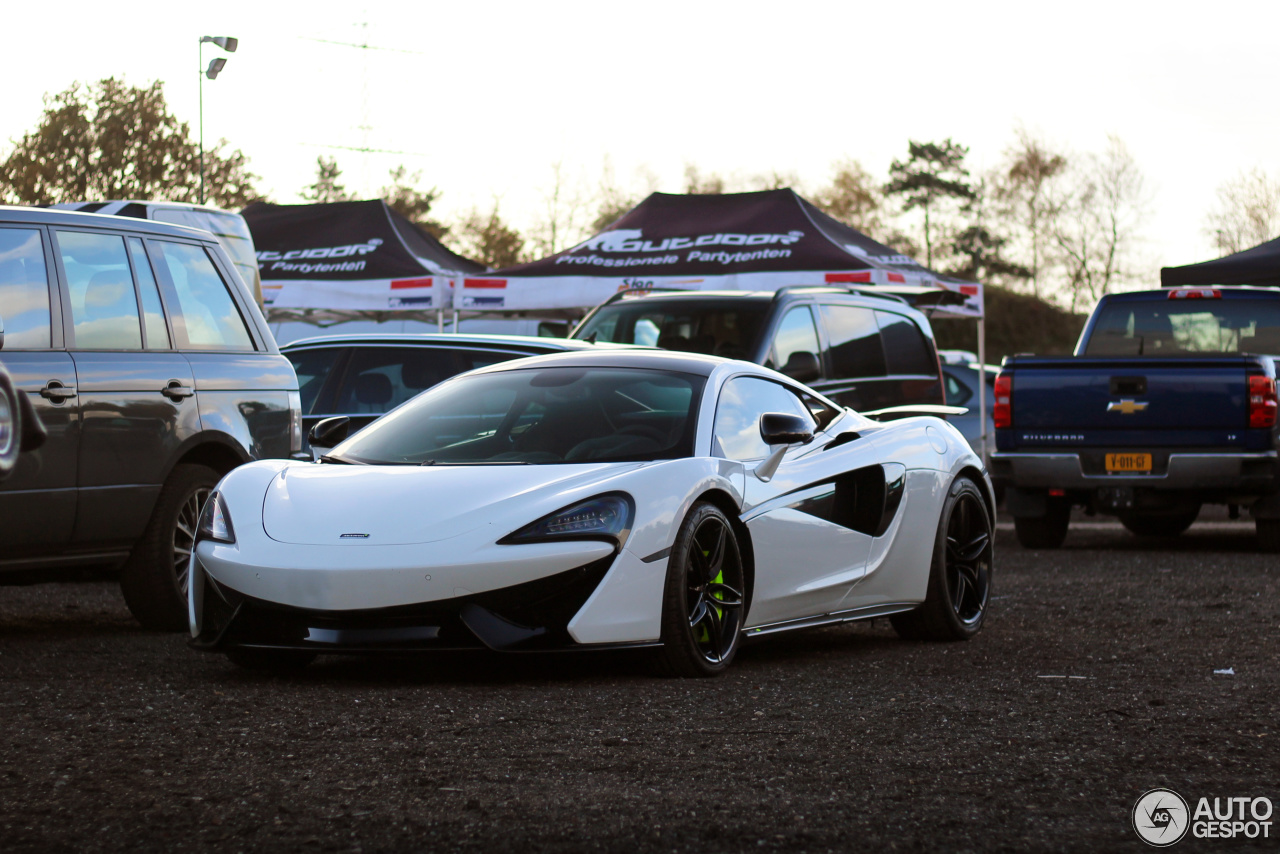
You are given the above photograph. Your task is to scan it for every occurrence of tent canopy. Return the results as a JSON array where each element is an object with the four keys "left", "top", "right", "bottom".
[
  {"left": 1161, "top": 235, "right": 1280, "bottom": 287},
  {"left": 242, "top": 200, "right": 483, "bottom": 316},
  {"left": 457, "top": 189, "right": 982, "bottom": 319}
]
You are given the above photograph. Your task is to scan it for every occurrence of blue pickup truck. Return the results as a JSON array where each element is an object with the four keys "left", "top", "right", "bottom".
[{"left": 990, "top": 286, "right": 1280, "bottom": 550}]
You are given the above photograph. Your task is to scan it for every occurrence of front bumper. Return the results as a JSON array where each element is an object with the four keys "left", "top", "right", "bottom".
[
  {"left": 190, "top": 552, "right": 658, "bottom": 655},
  {"left": 990, "top": 451, "right": 1279, "bottom": 492}
]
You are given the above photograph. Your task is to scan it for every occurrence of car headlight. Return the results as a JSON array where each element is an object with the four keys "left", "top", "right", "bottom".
[
  {"left": 500, "top": 494, "right": 633, "bottom": 547},
  {"left": 196, "top": 491, "right": 236, "bottom": 544}
]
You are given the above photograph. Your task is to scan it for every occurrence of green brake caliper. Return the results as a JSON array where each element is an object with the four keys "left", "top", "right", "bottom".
[{"left": 696, "top": 548, "right": 724, "bottom": 644}]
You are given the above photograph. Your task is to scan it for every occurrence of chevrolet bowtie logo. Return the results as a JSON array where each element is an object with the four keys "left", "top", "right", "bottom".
[{"left": 1107, "top": 399, "right": 1149, "bottom": 414}]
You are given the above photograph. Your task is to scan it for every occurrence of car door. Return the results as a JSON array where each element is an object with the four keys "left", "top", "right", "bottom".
[
  {"left": 0, "top": 223, "right": 79, "bottom": 558},
  {"left": 147, "top": 237, "right": 294, "bottom": 461},
  {"left": 53, "top": 228, "right": 202, "bottom": 547},
  {"left": 714, "top": 375, "right": 873, "bottom": 627}
]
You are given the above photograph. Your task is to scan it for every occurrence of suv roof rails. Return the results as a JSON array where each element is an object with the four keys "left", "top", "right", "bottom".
[
  {"left": 771, "top": 285, "right": 911, "bottom": 306},
  {"left": 600, "top": 287, "right": 692, "bottom": 306}
]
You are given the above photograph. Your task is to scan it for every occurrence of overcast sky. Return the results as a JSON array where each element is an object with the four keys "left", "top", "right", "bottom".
[{"left": 5, "top": 0, "right": 1278, "bottom": 281}]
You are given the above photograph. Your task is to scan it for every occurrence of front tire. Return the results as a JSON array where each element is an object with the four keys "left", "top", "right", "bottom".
[
  {"left": 654, "top": 502, "right": 747, "bottom": 677},
  {"left": 892, "top": 476, "right": 993, "bottom": 641},
  {"left": 120, "top": 463, "right": 219, "bottom": 631}
]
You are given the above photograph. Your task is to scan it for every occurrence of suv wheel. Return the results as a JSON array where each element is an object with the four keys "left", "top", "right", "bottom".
[{"left": 120, "top": 463, "right": 220, "bottom": 631}]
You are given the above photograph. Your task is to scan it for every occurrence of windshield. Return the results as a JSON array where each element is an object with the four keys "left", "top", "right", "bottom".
[
  {"left": 331, "top": 366, "right": 705, "bottom": 465},
  {"left": 1084, "top": 298, "right": 1280, "bottom": 356},
  {"left": 573, "top": 299, "right": 767, "bottom": 360}
]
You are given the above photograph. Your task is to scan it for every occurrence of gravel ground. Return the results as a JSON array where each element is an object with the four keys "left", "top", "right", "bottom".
[{"left": 1, "top": 515, "right": 1276, "bottom": 853}]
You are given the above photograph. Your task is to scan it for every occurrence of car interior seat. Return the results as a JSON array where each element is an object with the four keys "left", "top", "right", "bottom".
[{"left": 352, "top": 372, "right": 394, "bottom": 413}]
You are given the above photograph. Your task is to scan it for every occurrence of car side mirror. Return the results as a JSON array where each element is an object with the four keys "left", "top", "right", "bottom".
[
  {"left": 0, "top": 314, "right": 6, "bottom": 350},
  {"left": 780, "top": 351, "right": 820, "bottom": 383},
  {"left": 308, "top": 416, "right": 350, "bottom": 450},
  {"left": 753, "top": 412, "right": 815, "bottom": 483},
  {"left": 760, "top": 412, "right": 815, "bottom": 446}
]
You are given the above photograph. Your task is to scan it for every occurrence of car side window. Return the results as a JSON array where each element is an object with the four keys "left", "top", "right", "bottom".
[
  {"left": 57, "top": 230, "right": 142, "bottom": 350},
  {"left": 332, "top": 348, "right": 473, "bottom": 415},
  {"left": 713, "top": 376, "right": 815, "bottom": 461},
  {"left": 286, "top": 347, "right": 346, "bottom": 414},
  {"left": 0, "top": 228, "right": 53, "bottom": 349},
  {"left": 769, "top": 306, "right": 821, "bottom": 375},
  {"left": 127, "top": 238, "right": 170, "bottom": 349},
  {"left": 148, "top": 241, "right": 253, "bottom": 351},
  {"left": 944, "top": 372, "right": 972, "bottom": 406},
  {"left": 877, "top": 311, "right": 936, "bottom": 376},
  {"left": 819, "top": 304, "right": 887, "bottom": 378}
]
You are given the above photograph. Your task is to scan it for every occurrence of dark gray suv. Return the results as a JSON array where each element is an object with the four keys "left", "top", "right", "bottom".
[
  {"left": 0, "top": 207, "right": 301, "bottom": 630},
  {"left": 571, "top": 287, "right": 945, "bottom": 413}
]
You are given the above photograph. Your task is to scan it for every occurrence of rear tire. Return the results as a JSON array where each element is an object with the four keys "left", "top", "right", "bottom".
[
  {"left": 226, "top": 648, "right": 316, "bottom": 673},
  {"left": 1118, "top": 508, "right": 1199, "bottom": 538},
  {"left": 1013, "top": 497, "right": 1070, "bottom": 549},
  {"left": 120, "top": 464, "right": 219, "bottom": 631},
  {"left": 1257, "top": 518, "right": 1280, "bottom": 553},
  {"left": 653, "top": 502, "right": 747, "bottom": 678},
  {"left": 892, "top": 476, "right": 993, "bottom": 641}
]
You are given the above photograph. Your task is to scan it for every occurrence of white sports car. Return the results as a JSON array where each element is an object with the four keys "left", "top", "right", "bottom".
[{"left": 189, "top": 350, "right": 994, "bottom": 676}]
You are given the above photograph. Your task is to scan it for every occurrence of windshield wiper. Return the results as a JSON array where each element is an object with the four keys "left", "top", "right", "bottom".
[{"left": 318, "top": 453, "right": 355, "bottom": 465}]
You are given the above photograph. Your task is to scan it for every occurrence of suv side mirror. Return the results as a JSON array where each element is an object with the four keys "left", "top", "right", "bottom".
[
  {"left": 308, "top": 416, "right": 350, "bottom": 450},
  {"left": 760, "top": 412, "right": 815, "bottom": 446},
  {"left": 780, "top": 351, "right": 820, "bottom": 383}
]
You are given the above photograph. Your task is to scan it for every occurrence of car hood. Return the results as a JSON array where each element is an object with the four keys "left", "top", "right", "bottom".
[{"left": 261, "top": 462, "right": 641, "bottom": 546}]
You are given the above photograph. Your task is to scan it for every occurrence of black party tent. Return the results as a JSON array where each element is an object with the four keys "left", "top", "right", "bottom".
[
  {"left": 456, "top": 189, "right": 983, "bottom": 319},
  {"left": 242, "top": 200, "right": 484, "bottom": 320},
  {"left": 1161, "top": 235, "right": 1280, "bottom": 288}
]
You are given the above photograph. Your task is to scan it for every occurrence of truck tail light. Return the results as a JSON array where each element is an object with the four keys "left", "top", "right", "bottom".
[
  {"left": 1167, "top": 288, "right": 1221, "bottom": 299},
  {"left": 994, "top": 373, "right": 1012, "bottom": 429},
  {"left": 1248, "top": 375, "right": 1277, "bottom": 429}
]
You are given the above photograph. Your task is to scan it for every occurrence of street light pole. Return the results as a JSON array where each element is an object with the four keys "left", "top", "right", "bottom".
[{"left": 198, "top": 36, "right": 238, "bottom": 206}]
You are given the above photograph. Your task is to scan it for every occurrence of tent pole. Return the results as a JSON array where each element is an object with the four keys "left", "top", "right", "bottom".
[{"left": 977, "top": 317, "right": 988, "bottom": 468}]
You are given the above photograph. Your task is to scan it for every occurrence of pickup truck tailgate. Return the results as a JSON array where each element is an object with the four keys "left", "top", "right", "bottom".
[{"left": 1010, "top": 357, "right": 1255, "bottom": 446}]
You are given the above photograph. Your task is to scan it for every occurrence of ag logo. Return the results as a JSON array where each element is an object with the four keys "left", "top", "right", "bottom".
[{"left": 1133, "top": 788, "right": 1190, "bottom": 846}]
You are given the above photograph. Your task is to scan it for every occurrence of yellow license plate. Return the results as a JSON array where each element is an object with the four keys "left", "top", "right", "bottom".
[{"left": 1106, "top": 452, "right": 1152, "bottom": 473}]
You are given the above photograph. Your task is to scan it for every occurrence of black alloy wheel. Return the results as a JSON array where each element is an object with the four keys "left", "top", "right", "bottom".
[
  {"left": 944, "top": 489, "right": 992, "bottom": 628},
  {"left": 656, "top": 502, "right": 746, "bottom": 677},
  {"left": 892, "top": 476, "right": 993, "bottom": 641}
]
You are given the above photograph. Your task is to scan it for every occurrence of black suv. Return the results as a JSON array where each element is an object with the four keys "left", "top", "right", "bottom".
[
  {"left": 571, "top": 287, "right": 944, "bottom": 412},
  {"left": 0, "top": 207, "right": 301, "bottom": 629}
]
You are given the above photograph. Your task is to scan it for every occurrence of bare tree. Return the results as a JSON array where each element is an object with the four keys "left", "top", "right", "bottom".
[
  {"left": 993, "top": 128, "right": 1068, "bottom": 297},
  {"left": 1204, "top": 167, "right": 1280, "bottom": 254},
  {"left": 812, "top": 158, "right": 885, "bottom": 238},
  {"left": 527, "top": 161, "right": 591, "bottom": 258},
  {"left": 1051, "top": 136, "right": 1150, "bottom": 311}
]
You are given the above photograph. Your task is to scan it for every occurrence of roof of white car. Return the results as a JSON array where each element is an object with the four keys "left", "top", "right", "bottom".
[{"left": 467, "top": 347, "right": 734, "bottom": 378}]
